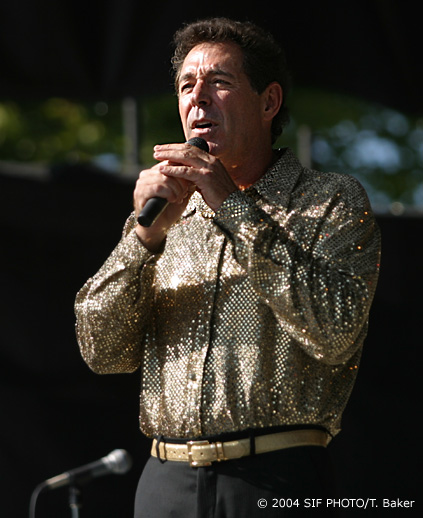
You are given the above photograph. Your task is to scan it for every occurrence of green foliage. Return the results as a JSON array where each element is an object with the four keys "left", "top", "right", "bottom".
[
  {"left": 0, "top": 98, "right": 124, "bottom": 164},
  {"left": 139, "top": 94, "right": 183, "bottom": 165},
  {"left": 0, "top": 88, "right": 422, "bottom": 210},
  {"left": 285, "top": 88, "right": 423, "bottom": 209}
]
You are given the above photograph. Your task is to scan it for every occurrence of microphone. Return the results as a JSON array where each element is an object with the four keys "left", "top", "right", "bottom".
[
  {"left": 43, "top": 449, "right": 132, "bottom": 490},
  {"left": 137, "top": 137, "right": 209, "bottom": 227}
]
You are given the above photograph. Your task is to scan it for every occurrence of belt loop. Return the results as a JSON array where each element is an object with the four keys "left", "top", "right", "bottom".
[
  {"left": 156, "top": 435, "right": 166, "bottom": 463},
  {"left": 249, "top": 430, "right": 256, "bottom": 456}
]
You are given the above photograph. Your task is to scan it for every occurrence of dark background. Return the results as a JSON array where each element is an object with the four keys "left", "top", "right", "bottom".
[
  {"left": 0, "top": 0, "right": 422, "bottom": 114},
  {"left": 0, "top": 1, "right": 421, "bottom": 517}
]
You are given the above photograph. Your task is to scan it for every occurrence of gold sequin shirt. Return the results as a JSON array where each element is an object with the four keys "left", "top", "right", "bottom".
[{"left": 75, "top": 148, "right": 381, "bottom": 439}]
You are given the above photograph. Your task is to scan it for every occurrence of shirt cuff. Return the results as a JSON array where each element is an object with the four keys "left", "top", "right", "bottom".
[
  {"left": 113, "top": 213, "right": 161, "bottom": 269},
  {"left": 214, "top": 190, "right": 266, "bottom": 236},
  {"left": 214, "top": 190, "right": 289, "bottom": 263}
]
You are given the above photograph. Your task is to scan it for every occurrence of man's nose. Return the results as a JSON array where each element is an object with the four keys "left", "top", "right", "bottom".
[{"left": 191, "top": 81, "right": 211, "bottom": 107}]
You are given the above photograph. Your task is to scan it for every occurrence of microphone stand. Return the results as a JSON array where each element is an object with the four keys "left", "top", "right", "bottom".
[
  {"left": 29, "top": 449, "right": 132, "bottom": 518},
  {"left": 29, "top": 482, "right": 83, "bottom": 518},
  {"left": 68, "top": 485, "right": 82, "bottom": 518}
]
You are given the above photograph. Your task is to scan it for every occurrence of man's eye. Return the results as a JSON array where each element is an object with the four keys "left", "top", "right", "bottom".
[{"left": 180, "top": 83, "right": 193, "bottom": 92}]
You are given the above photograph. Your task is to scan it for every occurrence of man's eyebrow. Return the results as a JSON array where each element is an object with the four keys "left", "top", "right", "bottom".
[{"left": 179, "top": 68, "right": 236, "bottom": 84}]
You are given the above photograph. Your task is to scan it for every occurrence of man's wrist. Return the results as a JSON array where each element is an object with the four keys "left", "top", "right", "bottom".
[{"left": 135, "top": 225, "right": 166, "bottom": 254}]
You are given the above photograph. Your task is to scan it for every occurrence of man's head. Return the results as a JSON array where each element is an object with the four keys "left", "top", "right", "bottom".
[{"left": 172, "top": 17, "right": 290, "bottom": 144}]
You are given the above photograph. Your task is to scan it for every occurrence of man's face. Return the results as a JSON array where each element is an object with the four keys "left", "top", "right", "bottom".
[{"left": 177, "top": 42, "right": 269, "bottom": 171}]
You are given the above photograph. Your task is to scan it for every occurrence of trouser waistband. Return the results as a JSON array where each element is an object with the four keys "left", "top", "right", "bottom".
[{"left": 151, "top": 428, "right": 328, "bottom": 467}]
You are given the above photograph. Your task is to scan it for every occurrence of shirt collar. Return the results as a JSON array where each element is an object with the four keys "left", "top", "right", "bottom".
[
  {"left": 250, "top": 147, "right": 303, "bottom": 207},
  {"left": 183, "top": 147, "right": 303, "bottom": 217}
]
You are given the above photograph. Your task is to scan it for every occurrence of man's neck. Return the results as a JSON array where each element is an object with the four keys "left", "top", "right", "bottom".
[{"left": 225, "top": 147, "right": 277, "bottom": 191}]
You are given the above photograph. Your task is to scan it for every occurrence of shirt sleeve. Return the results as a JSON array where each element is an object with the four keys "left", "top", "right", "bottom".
[
  {"left": 74, "top": 213, "right": 158, "bottom": 374},
  {"left": 213, "top": 174, "right": 381, "bottom": 365}
]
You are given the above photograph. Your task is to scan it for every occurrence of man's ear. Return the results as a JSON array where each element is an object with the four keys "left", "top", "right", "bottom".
[{"left": 262, "top": 82, "right": 283, "bottom": 122}]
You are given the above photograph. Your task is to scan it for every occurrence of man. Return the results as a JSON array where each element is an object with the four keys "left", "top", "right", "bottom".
[{"left": 75, "top": 18, "right": 380, "bottom": 517}]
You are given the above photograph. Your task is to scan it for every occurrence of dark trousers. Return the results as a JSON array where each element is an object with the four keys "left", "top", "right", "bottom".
[{"left": 134, "top": 446, "right": 340, "bottom": 517}]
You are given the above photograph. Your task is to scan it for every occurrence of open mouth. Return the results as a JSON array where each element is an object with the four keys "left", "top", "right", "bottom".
[{"left": 193, "top": 120, "right": 213, "bottom": 130}]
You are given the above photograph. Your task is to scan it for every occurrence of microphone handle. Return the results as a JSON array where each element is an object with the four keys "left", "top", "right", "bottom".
[
  {"left": 137, "top": 138, "right": 209, "bottom": 228},
  {"left": 44, "top": 459, "right": 107, "bottom": 489},
  {"left": 137, "top": 197, "right": 168, "bottom": 228}
]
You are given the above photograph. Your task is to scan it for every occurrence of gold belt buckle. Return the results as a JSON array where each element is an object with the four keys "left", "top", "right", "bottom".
[
  {"left": 187, "top": 440, "right": 212, "bottom": 467},
  {"left": 187, "top": 440, "right": 228, "bottom": 467}
]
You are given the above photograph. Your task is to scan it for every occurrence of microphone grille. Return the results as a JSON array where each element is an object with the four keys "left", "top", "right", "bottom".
[
  {"left": 186, "top": 137, "right": 209, "bottom": 153},
  {"left": 104, "top": 449, "right": 133, "bottom": 475}
]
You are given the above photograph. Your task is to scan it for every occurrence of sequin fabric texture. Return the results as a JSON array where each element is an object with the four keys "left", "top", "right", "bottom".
[{"left": 75, "top": 148, "right": 381, "bottom": 440}]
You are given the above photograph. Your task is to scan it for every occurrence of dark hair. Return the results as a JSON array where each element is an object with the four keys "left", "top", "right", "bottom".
[{"left": 171, "top": 17, "right": 291, "bottom": 143}]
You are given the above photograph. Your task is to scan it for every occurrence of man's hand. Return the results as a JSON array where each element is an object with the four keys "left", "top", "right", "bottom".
[
  {"left": 134, "top": 159, "right": 195, "bottom": 252},
  {"left": 134, "top": 142, "right": 237, "bottom": 252},
  {"left": 153, "top": 142, "right": 238, "bottom": 211}
]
